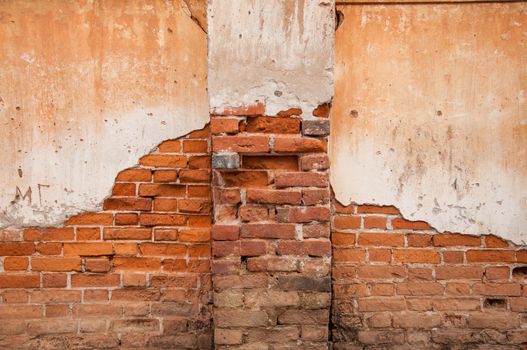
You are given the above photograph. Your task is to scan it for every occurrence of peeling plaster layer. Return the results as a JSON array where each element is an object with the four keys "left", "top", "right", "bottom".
[
  {"left": 208, "top": 0, "right": 335, "bottom": 116},
  {"left": 0, "top": 0, "right": 208, "bottom": 228},
  {"left": 331, "top": 3, "right": 527, "bottom": 243}
]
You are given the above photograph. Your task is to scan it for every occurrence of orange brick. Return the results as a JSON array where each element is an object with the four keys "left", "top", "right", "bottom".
[
  {"left": 245, "top": 116, "right": 300, "bottom": 134},
  {"left": 358, "top": 233, "right": 404, "bottom": 247},
  {"left": 153, "top": 170, "right": 178, "bottom": 182},
  {"left": 114, "top": 213, "right": 138, "bottom": 226},
  {"left": 103, "top": 198, "right": 151, "bottom": 211},
  {"left": 334, "top": 249, "right": 366, "bottom": 262},
  {"left": 178, "top": 199, "right": 211, "bottom": 213},
  {"left": 85, "top": 258, "right": 111, "bottom": 272},
  {"left": 188, "top": 155, "right": 211, "bottom": 169},
  {"left": 178, "top": 228, "right": 210, "bottom": 242},
  {"left": 72, "top": 274, "right": 120, "bottom": 287},
  {"left": 113, "top": 257, "right": 162, "bottom": 271},
  {"left": 0, "top": 275, "right": 40, "bottom": 288},
  {"left": 484, "top": 235, "right": 510, "bottom": 248},
  {"left": 139, "top": 214, "right": 186, "bottom": 226},
  {"left": 392, "top": 218, "right": 433, "bottom": 230},
  {"left": 116, "top": 168, "right": 152, "bottom": 182},
  {"left": 4, "top": 257, "right": 29, "bottom": 270},
  {"left": 111, "top": 183, "right": 136, "bottom": 196},
  {"left": 42, "top": 273, "right": 67, "bottom": 288},
  {"left": 154, "top": 228, "right": 179, "bottom": 241},
  {"left": 332, "top": 233, "right": 355, "bottom": 247},
  {"left": 219, "top": 171, "right": 269, "bottom": 188},
  {"left": 363, "top": 216, "right": 387, "bottom": 229},
  {"left": 273, "top": 137, "right": 327, "bottom": 153},
  {"left": 139, "top": 184, "right": 186, "bottom": 197},
  {"left": 114, "top": 243, "right": 138, "bottom": 255},
  {"left": 188, "top": 215, "right": 211, "bottom": 227},
  {"left": 407, "top": 234, "right": 432, "bottom": 247},
  {"left": 63, "top": 243, "right": 113, "bottom": 256},
  {"left": 213, "top": 136, "right": 269, "bottom": 153},
  {"left": 183, "top": 139, "right": 208, "bottom": 153},
  {"left": 0, "top": 242, "right": 35, "bottom": 256},
  {"left": 24, "top": 227, "right": 74, "bottom": 241},
  {"left": 242, "top": 155, "right": 298, "bottom": 170},
  {"left": 65, "top": 213, "right": 113, "bottom": 226},
  {"left": 432, "top": 233, "right": 481, "bottom": 247},
  {"left": 334, "top": 216, "right": 361, "bottom": 230},
  {"left": 188, "top": 185, "right": 211, "bottom": 198},
  {"left": 357, "top": 205, "right": 400, "bottom": 215},
  {"left": 466, "top": 250, "right": 515, "bottom": 263},
  {"left": 368, "top": 249, "right": 392, "bottom": 263},
  {"left": 442, "top": 251, "right": 465, "bottom": 264},
  {"left": 393, "top": 249, "right": 440, "bottom": 263},
  {"left": 36, "top": 242, "right": 62, "bottom": 255},
  {"left": 32, "top": 257, "right": 82, "bottom": 272},
  {"left": 103, "top": 228, "right": 152, "bottom": 240},
  {"left": 76, "top": 228, "right": 101, "bottom": 240},
  {"left": 139, "top": 154, "right": 187, "bottom": 167},
  {"left": 158, "top": 139, "right": 181, "bottom": 152},
  {"left": 139, "top": 243, "right": 187, "bottom": 257},
  {"left": 211, "top": 117, "right": 240, "bottom": 134}
]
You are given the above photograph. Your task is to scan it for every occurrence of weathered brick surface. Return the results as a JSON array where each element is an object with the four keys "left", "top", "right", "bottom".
[
  {"left": 211, "top": 105, "right": 331, "bottom": 349},
  {"left": 0, "top": 126, "right": 213, "bottom": 349},
  {"left": 331, "top": 202, "right": 527, "bottom": 349}
]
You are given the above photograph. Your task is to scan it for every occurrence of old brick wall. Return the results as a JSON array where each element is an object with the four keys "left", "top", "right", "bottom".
[
  {"left": 0, "top": 126, "right": 213, "bottom": 349},
  {"left": 210, "top": 104, "right": 332, "bottom": 348},
  {"left": 331, "top": 201, "right": 527, "bottom": 349}
]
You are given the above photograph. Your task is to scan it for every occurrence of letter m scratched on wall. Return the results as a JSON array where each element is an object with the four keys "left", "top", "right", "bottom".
[{"left": 12, "top": 186, "right": 32, "bottom": 205}]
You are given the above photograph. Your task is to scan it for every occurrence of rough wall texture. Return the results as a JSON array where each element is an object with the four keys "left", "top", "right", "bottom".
[
  {"left": 331, "top": 200, "right": 527, "bottom": 349},
  {"left": 0, "top": 127, "right": 213, "bottom": 349},
  {"left": 210, "top": 105, "right": 332, "bottom": 349},
  {"left": 0, "top": 0, "right": 208, "bottom": 228},
  {"left": 331, "top": 2, "right": 527, "bottom": 244},
  {"left": 208, "top": 0, "right": 334, "bottom": 116}
]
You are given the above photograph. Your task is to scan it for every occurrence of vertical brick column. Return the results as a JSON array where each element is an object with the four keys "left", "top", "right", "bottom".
[{"left": 211, "top": 103, "right": 332, "bottom": 349}]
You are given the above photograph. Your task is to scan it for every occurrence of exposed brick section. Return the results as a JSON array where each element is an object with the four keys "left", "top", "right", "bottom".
[
  {"left": 0, "top": 126, "right": 213, "bottom": 349},
  {"left": 331, "top": 200, "right": 527, "bottom": 349},
  {"left": 211, "top": 105, "right": 331, "bottom": 349}
]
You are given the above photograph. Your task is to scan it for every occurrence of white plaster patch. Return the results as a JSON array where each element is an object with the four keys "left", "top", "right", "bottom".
[
  {"left": 332, "top": 3, "right": 527, "bottom": 244},
  {"left": 208, "top": 0, "right": 335, "bottom": 116}
]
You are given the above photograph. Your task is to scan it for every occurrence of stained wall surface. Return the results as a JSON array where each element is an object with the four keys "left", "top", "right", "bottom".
[
  {"left": 208, "top": 0, "right": 335, "bottom": 115},
  {"left": 331, "top": 3, "right": 527, "bottom": 244},
  {"left": 0, "top": 0, "right": 208, "bottom": 228}
]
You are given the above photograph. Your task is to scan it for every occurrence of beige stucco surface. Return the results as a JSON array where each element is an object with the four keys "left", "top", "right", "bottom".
[
  {"left": 208, "top": 0, "right": 335, "bottom": 116},
  {"left": 332, "top": 3, "right": 527, "bottom": 243},
  {"left": 0, "top": 0, "right": 208, "bottom": 228}
]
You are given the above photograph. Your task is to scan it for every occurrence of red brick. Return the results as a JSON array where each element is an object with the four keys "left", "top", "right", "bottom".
[
  {"left": 153, "top": 170, "right": 178, "bottom": 182},
  {"left": 303, "top": 224, "right": 330, "bottom": 238},
  {"left": 139, "top": 213, "right": 186, "bottom": 226},
  {"left": 154, "top": 228, "right": 179, "bottom": 241},
  {"left": 363, "top": 216, "right": 387, "bottom": 229},
  {"left": 157, "top": 139, "right": 181, "bottom": 152},
  {"left": 116, "top": 168, "right": 152, "bottom": 182},
  {"left": 299, "top": 154, "right": 329, "bottom": 170},
  {"left": 436, "top": 266, "right": 484, "bottom": 280},
  {"left": 213, "top": 188, "right": 241, "bottom": 205},
  {"left": 333, "top": 249, "right": 366, "bottom": 262},
  {"left": 357, "top": 205, "right": 400, "bottom": 215},
  {"left": 240, "top": 240, "right": 267, "bottom": 256},
  {"left": 332, "top": 233, "right": 355, "bottom": 247},
  {"left": 85, "top": 258, "right": 111, "bottom": 272},
  {"left": 485, "top": 266, "right": 510, "bottom": 280},
  {"left": 213, "top": 241, "right": 239, "bottom": 257},
  {"left": 178, "top": 199, "right": 211, "bottom": 213},
  {"left": 274, "top": 137, "right": 327, "bottom": 153},
  {"left": 188, "top": 244, "right": 210, "bottom": 258},
  {"left": 72, "top": 274, "right": 120, "bottom": 287},
  {"left": 397, "top": 282, "right": 444, "bottom": 295},
  {"left": 104, "top": 228, "right": 151, "bottom": 240},
  {"left": 76, "top": 227, "right": 101, "bottom": 240},
  {"left": 213, "top": 135, "right": 269, "bottom": 153},
  {"left": 433, "top": 233, "right": 481, "bottom": 247},
  {"left": 393, "top": 249, "right": 440, "bottom": 263},
  {"left": 277, "top": 240, "right": 330, "bottom": 257},
  {"left": 179, "top": 169, "right": 210, "bottom": 183},
  {"left": 139, "top": 243, "right": 186, "bottom": 256},
  {"left": 442, "top": 250, "right": 465, "bottom": 264},
  {"left": 139, "top": 184, "right": 186, "bottom": 197},
  {"left": 113, "top": 257, "right": 162, "bottom": 271},
  {"left": 114, "top": 213, "right": 139, "bottom": 226},
  {"left": 243, "top": 155, "right": 298, "bottom": 170},
  {"left": 0, "top": 242, "right": 35, "bottom": 256},
  {"left": 188, "top": 185, "right": 211, "bottom": 198},
  {"left": 333, "top": 202, "right": 356, "bottom": 214},
  {"left": 2, "top": 290, "right": 29, "bottom": 303},
  {"left": 36, "top": 242, "right": 62, "bottom": 255},
  {"left": 247, "top": 189, "right": 302, "bottom": 205},
  {"left": 103, "top": 198, "right": 151, "bottom": 211},
  {"left": 32, "top": 257, "right": 81, "bottom": 271},
  {"left": 407, "top": 234, "right": 432, "bottom": 247},
  {"left": 302, "top": 189, "right": 329, "bottom": 206},
  {"left": 188, "top": 215, "right": 211, "bottom": 227},
  {"left": 63, "top": 243, "right": 113, "bottom": 256},
  {"left": 139, "top": 154, "right": 187, "bottom": 167},
  {"left": 312, "top": 103, "right": 330, "bottom": 118},
  {"left": 241, "top": 223, "right": 296, "bottom": 239},
  {"left": 114, "top": 243, "right": 139, "bottom": 255},
  {"left": 153, "top": 198, "right": 178, "bottom": 211},
  {"left": 42, "top": 273, "right": 67, "bottom": 288},
  {"left": 178, "top": 228, "right": 210, "bottom": 242},
  {"left": 0, "top": 275, "right": 40, "bottom": 288},
  {"left": 211, "top": 117, "right": 240, "bottom": 134},
  {"left": 183, "top": 139, "right": 208, "bottom": 153},
  {"left": 219, "top": 170, "right": 268, "bottom": 187},
  {"left": 245, "top": 116, "right": 300, "bottom": 134},
  {"left": 24, "top": 227, "right": 74, "bottom": 241},
  {"left": 112, "top": 183, "right": 136, "bottom": 196},
  {"left": 65, "top": 213, "right": 113, "bottom": 226},
  {"left": 357, "top": 266, "right": 405, "bottom": 279},
  {"left": 472, "top": 283, "right": 521, "bottom": 296},
  {"left": 333, "top": 216, "right": 361, "bottom": 230},
  {"left": 240, "top": 206, "right": 268, "bottom": 222},
  {"left": 212, "top": 225, "right": 240, "bottom": 241},
  {"left": 278, "top": 207, "right": 330, "bottom": 223},
  {"left": 358, "top": 298, "right": 406, "bottom": 312},
  {"left": 358, "top": 233, "right": 404, "bottom": 247},
  {"left": 484, "top": 235, "right": 510, "bottom": 248},
  {"left": 466, "top": 250, "right": 515, "bottom": 263},
  {"left": 4, "top": 257, "right": 29, "bottom": 270},
  {"left": 188, "top": 155, "right": 211, "bottom": 169},
  {"left": 368, "top": 249, "right": 392, "bottom": 263},
  {"left": 392, "top": 218, "right": 433, "bottom": 230}
]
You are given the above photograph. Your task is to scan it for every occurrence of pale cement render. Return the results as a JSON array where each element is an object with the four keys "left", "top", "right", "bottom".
[
  {"left": 331, "top": 3, "right": 527, "bottom": 244},
  {"left": 207, "top": 0, "right": 335, "bottom": 116},
  {"left": 0, "top": 1, "right": 208, "bottom": 228}
]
